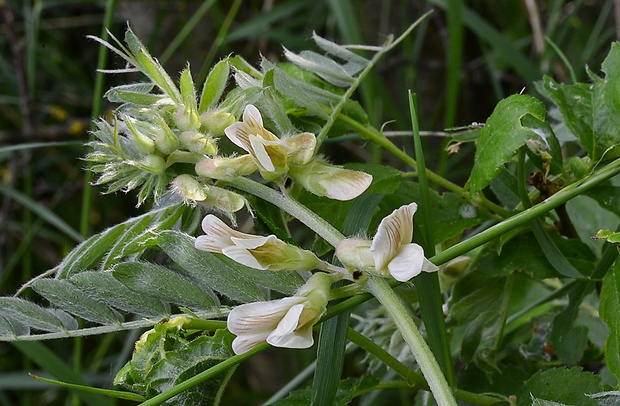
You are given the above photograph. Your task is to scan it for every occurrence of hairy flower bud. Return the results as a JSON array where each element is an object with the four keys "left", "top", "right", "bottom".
[
  {"left": 200, "top": 110, "right": 236, "bottom": 136},
  {"left": 195, "top": 155, "right": 257, "bottom": 180},
  {"left": 289, "top": 159, "right": 372, "bottom": 201},
  {"left": 180, "top": 131, "right": 218, "bottom": 155}
]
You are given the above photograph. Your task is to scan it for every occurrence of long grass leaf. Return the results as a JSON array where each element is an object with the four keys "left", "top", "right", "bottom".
[
  {"left": 409, "top": 92, "right": 455, "bottom": 386},
  {"left": 13, "top": 342, "right": 110, "bottom": 406},
  {"left": 30, "top": 374, "right": 144, "bottom": 402},
  {"left": 0, "top": 184, "right": 83, "bottom": 243}
]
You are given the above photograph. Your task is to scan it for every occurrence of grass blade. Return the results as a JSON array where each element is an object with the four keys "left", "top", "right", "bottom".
[{"left": 409, "top": 92, "right": 456, "bottom": 386}]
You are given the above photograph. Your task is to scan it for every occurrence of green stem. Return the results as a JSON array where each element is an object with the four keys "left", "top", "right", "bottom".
[
  {"left": 431, "top": 157, "right": 620, "bottom": 267},
  {"left": 366, "top": 275, "right": 456, "bottom": 406},
  {"left": 337, "top": 113, "right": 511, "bottom": 218},
  {"left": 226, "top": 177, "right": 345, "bottom": 246}
]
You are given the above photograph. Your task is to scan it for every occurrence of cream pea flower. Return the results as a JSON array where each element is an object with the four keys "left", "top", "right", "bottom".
[
  {"left": 195, "top": 214, "right": 319, "bottom": 271},
  {"left": 335, "top": 203, "right": 438, "bottom": 282},
  {"left": 227, "top": 272, "right": 331, "bottom": 354},
  {"left": 224, "top": 104, "right": 288, "bottom": 180}
]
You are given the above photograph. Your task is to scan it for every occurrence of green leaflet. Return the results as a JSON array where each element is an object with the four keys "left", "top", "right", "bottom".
[
  {"left": 112, "top": 262, "right": 219, "bottom": 310},
  {"left": 69, "top": 271, "right": 169, "bottom": 317},
  {"left": 199, "top": 59, "right": 230, "bottom": 113},
  {"left": 600, "top": 259, "right": 620, "bottom": 382},
  {"left": 272, "top": 375, "right": 379, "bottom": 406},
  {"left": 157, "top": 230, "right": 302, "bottom": 303},
  {"left": 31, "top": 279, "right": 123, "bottom": 325},
  {"left": 0, "top": 298, "right": 74, "bottom": 334},
  {"left": 516, "top": 367, "right": 603, "bottom": 406},
  {"left": 55, "top": 203, "right": 183, "bottom": 279},
  {"left": 467, "top": 94, "right": 547, "bottom": 194}
]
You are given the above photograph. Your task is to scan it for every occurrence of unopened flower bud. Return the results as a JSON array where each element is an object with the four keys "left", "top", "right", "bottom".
[
  {"left": 335, "top": 238, "right": 374, "bottom": 271},
  {"left": 289, "top": 159, "right": 372, "bottom": 201},
  {"left": 284, "top": 132, "right": 316, "bottom": 165},
  {"left": 173, "top": 105, "right": 201, "bottom": 131},
  {"left": 202, "top": 185, "right": 246, "bottom": 213},
  {"left": 138, "top": 154, "right": 166, "bottom": 175},
  {"left": 200, "top": 110, "right": 236, "bottom": 136},
  {"left": 123, "top": 116, "right": 155, "bottom": 155},
  {"left": 171, "top": 174, "right": 208, "bottom": 202},
  {"left": 153, "top": 116, "right": 179, "bottom": 155},
  {"left": 195, "top": 155, "right": 257, "bottom": 180},
  {"left": 180, "top": 131, "right": 218, "bottom": 155}
]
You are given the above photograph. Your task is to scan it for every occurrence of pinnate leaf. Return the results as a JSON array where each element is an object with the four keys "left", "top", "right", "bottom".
[
  {"left": 467, "top": 94, "right": 546, "bottom": 193},
  {"left": 600, "top": 259, "right": 620, "bottom": 382}
]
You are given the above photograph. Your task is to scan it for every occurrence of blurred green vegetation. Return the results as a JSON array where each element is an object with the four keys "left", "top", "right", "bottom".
[{"left": 0, "top": 0, "right": 615, "bottom": 404}]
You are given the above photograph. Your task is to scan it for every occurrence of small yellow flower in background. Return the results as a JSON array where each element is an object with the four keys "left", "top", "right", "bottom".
[
  {"left": 227, "top": 272, "right": 331, "bottom": 354},
  {"left": 336, "top": 203, "right": 438, "bottom": 282},
  {"left": 195, "top": 214, "right": 319, "bottom": 271}
]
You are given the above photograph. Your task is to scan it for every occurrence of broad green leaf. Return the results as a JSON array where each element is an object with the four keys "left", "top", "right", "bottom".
[
  {"left": 0, "top": 315, "right": 29, "bottom": 338},
  {"left": 469, "top": 231, "right": 595, "bottom": 280},
  {"left": 490, "top": 168, "right": 521, "bottom": 208},
  {"left": 112, "top": 262, "right": 219, "bottom": 310},
  {"left": 467, "top": 94, "right": 547, "bottom": 193},
  {"left": 158, "top": 230, "right": 302, "bottom": 303},
  {"left": 115, "top": 320, "right": 234, "bottom": 404},
  {"left": 600, "top": 259, "right": 620, "bottom": 382},
  {"left": 551, "top": 282, "right": 593, "bottom": 364},
  {"left": 516, "top": 367, "right": 603, "bottom": 406},
  {"left": 70, "top": 271, "right": 169, "bottom": 317},
  {"left": 530, "top": 220, "right": 584, "bottom": 278},
  {"left": 145, "top": 331, "right": 236, "bottom": 403},
  {"left": 586, "top": 186, "right": 620, "bottom": 217},
  {"left": 199, "top": 59, "right": 230, "bottom": 113},
  {"left": 0, "top": 298, "right": 70, "bottom": 333},
  {"left": 264, "top": 66, "right": 330, "bottom": 119},
  {"left": 447, "top": 273, "right": 504, "bottom": 326},
  {"left": 31, "top": 279, "right": 122, "bottom": 325},
  {"left": 460, "top": 310, "right": 499, "bottom": 363}
]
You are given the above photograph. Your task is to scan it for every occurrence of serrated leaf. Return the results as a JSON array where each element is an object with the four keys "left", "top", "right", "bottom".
[
  {"left": 146, "top": 331, "right": 236, "bottom": 403},
  {"left": 600, "top": 259, "right": 620, "bottom": 382},
  {"left": 517, "top": 367, "right": 603, "bottom": 406},
  {"left": 0, "top": 298, "right": 70, "bottom": 333},
  {"left": 199, "top": 59, "right": 230, "bottom": 113},
  {"left": 31, "top": 279, "right": 122, "bottom": 325},
  {"left": 467, "top": 94, "right": 547, "bottom": 193},
  {"left": 70, "top": 271, "right": 169, "bottom": 317},
  {"left": 112, "top": 262, "right": 218, "bottom": 310},
  {"left": 158, "top": 230, "right": 302, "bottom": 303}
]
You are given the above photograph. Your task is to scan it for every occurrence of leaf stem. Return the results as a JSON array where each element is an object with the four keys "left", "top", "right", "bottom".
[{"left": 366, "top": 275, "right": 456, "bottom": 406}]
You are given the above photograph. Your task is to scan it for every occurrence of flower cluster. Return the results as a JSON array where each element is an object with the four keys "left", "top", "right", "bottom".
[
  {"left": 195, "top": 202, "right": 438, "bottom": 354},
  {"left": 197, "top": 104, "right": 373, "bottom": 201}
]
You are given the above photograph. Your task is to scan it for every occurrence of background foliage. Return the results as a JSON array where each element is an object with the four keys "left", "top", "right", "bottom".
[{"left": 0, "top": 0, "right": 617, "bottom": 404}]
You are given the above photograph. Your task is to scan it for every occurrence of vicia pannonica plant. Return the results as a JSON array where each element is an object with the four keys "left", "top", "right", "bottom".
[{"left": 3, "top": 14, "right": 620, "bottom": 406}]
